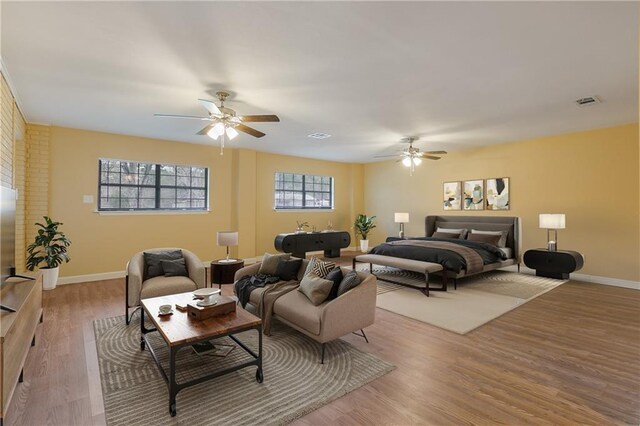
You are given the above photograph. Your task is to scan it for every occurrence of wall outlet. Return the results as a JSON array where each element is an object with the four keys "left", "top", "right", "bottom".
[{"left": 83, "top": 195, "right": 94, "bottom": 204}]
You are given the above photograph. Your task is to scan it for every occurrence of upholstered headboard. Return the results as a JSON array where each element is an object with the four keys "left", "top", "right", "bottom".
[{"left": 425, "top": 215, "right": 521, "bottom": 261}]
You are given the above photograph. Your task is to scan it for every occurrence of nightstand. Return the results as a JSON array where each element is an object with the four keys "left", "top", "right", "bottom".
[
  {"left": 523, "top": 249, "right": 584, "bottom": 280},
  {"left": 210, "top": 259, "right": 245, "bottom": 289}
]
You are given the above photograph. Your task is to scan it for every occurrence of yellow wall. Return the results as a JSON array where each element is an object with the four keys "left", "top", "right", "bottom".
[
  {"left": 47, "top": 126, "right": 364, "bottom": 277},
  {"left": 364, "top": 123, "right": 640, "bottom": 282}
]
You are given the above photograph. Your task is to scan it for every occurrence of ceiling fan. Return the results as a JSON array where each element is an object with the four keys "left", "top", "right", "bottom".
[
  {"left": 374, "top": 137, "right": 447, "bottom": 176},
  {"left": 154, "top": 91, "right": 280, "bottom": 154}
]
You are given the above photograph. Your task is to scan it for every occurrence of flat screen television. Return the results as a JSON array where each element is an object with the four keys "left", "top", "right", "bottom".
[{"left": 1, "top": 186, "right": 17, "bottom": 285}]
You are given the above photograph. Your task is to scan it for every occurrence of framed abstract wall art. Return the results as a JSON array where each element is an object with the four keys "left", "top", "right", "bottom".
[
  {"left": 443, "top": 181, "right": 462, "bottom": 210},
  {"left": 463, "top": 179, "right": 484, "bottom": 210},
  {"left": 486, "top": 177, "right": 510, "bottom": 210}
]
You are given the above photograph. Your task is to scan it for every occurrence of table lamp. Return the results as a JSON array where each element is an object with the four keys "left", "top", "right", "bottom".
[
  {"left": 394, "top": 212, "right": 409, "bottom": 238},
  {"left": 217, "top": 231, "right": 238, "bottom": 263},
  {"left": 539, "top": 214, "right": 565, "bottom": 252}
]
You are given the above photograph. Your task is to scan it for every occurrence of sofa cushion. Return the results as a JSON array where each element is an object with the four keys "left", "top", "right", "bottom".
[
  {"left": 259, "top": 252, "right": 290, "bottom": 275},
  {"left": 298, "top": 272, "right": 333, "bottom": 305},
  {"left": 161, "top": 258, "right": 188, "bottom": 277},
  {"left": 273, "top": 290, "right": 323, "bottom": 335},
  {"left": 304, "top": 257, "right": 335, "bottom": 279},
  {"left": 325, "top": 267, "right": 344, "bottom": 300},
  {"left": 140, "top": 275, "right": 197, "bottom": 300},
  {"left": 143, "top": 250, "right": 183, "bottom": 280},
  {"left": 275, "top": 258, "right": 303, "bottom": 281},
  {"left": 297, "top": 259, "right": 310, "bottom": 281},
  {"left": 337, "top": 270, "right": 362, "bottom": 297}
]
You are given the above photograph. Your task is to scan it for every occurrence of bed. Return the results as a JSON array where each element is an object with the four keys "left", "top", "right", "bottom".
[{"left": 354, "top": 215, "right": 521, "bottom": 292}]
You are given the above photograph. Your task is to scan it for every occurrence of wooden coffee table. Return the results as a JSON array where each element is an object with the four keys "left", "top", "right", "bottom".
[{"left": 140, "top": 292, "right": 263, "bottom": 417}]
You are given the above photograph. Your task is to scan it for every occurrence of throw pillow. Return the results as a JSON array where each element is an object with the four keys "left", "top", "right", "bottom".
[
  {"left": 161, "top": 258, "right": 189, "bottom": 277},
  {"left": 275, "top": 258, "right": 303, "bottom": 281},
  {"left": 470, "top": 229, "right": 508, "bottom": 248},
  {"left": 436, "top": 227, "right": 468, "bottom": 239},
  {"left": 467, "top": 233, "right": 501, "bottom": 246},
  {"left": 259, "top": 252, "right": 290, "bottom": 276},
  {"left": 304, "top": 257, "right": 336, "bottom": 279},
  {"left": 325, "top": 267, "right": 344, "bottom": 300},
  {"left": 431, "top": 231, "right": 462, "bottom": 239},
  {"left": 144, "top": 250, "right": 183, "bottom": 279},
  {"left": 337, "top": 270, "right": 362, "bottom": 297},
  {"left": 298, "top": 272, "right": 333, "bottom": 305}
]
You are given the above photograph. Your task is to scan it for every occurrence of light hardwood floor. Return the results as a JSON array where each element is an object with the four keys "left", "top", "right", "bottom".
[{"left": 4, "top": 252, "right": 640, "bottom": 425}]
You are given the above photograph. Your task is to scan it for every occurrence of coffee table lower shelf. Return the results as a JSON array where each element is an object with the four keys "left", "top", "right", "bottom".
[{"left": 140, "top": 307, "right": 263, "bottom": 417}]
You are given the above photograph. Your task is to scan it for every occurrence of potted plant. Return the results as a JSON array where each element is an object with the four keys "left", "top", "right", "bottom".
[
  {"left": 26, "top": 216, "right": 71, "bottom": 290},
  {"left": 353, "top": 214, "right": 376, "bottom": 252},
  {"left": 295, "top": 221, "right": 309, "bottom": 234}
]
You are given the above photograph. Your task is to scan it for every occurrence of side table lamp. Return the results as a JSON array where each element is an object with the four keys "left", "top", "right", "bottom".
[
  {"left": 394, "top": 212, "right": 409, "bottom": 238},
  {"left": 539, "top": 214, "right": 565, "bottom": 251},
  {"left": 217, "top": 231, "right": 238, "bottom": 263}
]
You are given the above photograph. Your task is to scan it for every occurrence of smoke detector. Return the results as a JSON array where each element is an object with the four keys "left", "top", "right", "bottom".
[
  {"left": 307, "top": 132, "right": 332, "bottom": 139},
  {"left": 575, "top": 96, "right": 601, "bottom": 107}
]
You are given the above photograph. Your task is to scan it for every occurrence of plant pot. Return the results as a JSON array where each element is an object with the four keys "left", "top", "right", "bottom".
[
  {"left": 360, "top": 239, "right": 369, "bottom": 252},
  {"left": 41, "top": 267, "right": 60, "bottom": 290}
]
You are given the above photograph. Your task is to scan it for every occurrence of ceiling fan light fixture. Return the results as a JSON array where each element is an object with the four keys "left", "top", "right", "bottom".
[
  {"left": 207, "top": 122, "right": 225, "bottom": 140},
  {"left": 402, "top": 157, "right": 412, "bottom": 167},
  {"left": 412, "top": 157, "right": 422, "bottom": 166},
  {"left": 226, "top": 126, "right": 239, "bottom": 140}
]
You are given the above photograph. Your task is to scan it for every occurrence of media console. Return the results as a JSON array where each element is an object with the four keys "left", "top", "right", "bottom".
[{"left": 274, "top": 231, "right": 351, "bottom": 259}]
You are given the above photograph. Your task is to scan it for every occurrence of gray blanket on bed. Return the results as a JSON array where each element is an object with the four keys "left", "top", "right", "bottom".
[{"left": 389, "top": 240, "right": 484, "bottom": 274}]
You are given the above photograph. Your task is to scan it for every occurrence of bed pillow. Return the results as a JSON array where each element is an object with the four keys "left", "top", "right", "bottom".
[
  {"left": 436, "top": 227, "right": 468, "bottom": 239},
  {"left": 431, "top": 231, "right": 463, "bottom": 239},
  {"left": 259, "top": 252, "right": 290, "bottom": 275},
  {"left": 470, "top": 229, "right": 508, "bottom": 248},
  {"left": 467, "top": 233, "right": 501, "bottom": 246},
  {"left": 275, "top": 258, "right": 303, "bottom": 281},
  {"left": 298, "top": 272, "right": 333, "bottom": 305}
]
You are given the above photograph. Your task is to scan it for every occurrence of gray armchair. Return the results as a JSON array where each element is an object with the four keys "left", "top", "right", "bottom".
[{"left": 125, "top": 247, "right": 206, "bottom": 324}]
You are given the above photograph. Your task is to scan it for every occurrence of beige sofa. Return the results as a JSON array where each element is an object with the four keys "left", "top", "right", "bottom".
[
  {"left": 234, "top": 259, "right": 377, "bottom": 363},
  {"left": 125, "top": 248, "right": 206, "bottom": 324}
]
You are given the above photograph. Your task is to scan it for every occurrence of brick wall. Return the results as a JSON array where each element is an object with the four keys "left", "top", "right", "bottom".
[
  {"left": 1, "top": 74, "right": 14, "bottom": 188},
  {"left": 24, "top": 124, "right": 50, "bottom": 263}
]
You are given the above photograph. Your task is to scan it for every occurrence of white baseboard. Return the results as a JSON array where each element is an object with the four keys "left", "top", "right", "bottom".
[
  {"left": 57, "top": 270, "right": 126, "bottom": 285},
  {"left": 500, "top": 265, "right": 640, "bottom": 290}
]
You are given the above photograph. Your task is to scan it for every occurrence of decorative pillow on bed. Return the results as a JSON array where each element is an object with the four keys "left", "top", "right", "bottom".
[
  {"left": 467, "top": 233, "right": 501, "bottom": 246},
  {"left": 304, "top": 257, "right": 336, "bottom": 279},
  {"left": 431, "top": 231, "right": 463, "bottom": 239},
  {"left": 435, "top": 227, "right": 467, "bottom": 239},
  {"left": 469, "top": 229, "right": 508, "bottom": 247}
]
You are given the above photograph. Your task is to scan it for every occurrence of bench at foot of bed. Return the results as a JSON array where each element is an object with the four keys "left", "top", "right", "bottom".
[{"left": 353, "top": 254, "right": 448, "bottom": 297}]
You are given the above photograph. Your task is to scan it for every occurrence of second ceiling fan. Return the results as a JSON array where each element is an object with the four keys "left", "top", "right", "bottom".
[
  {"left": 375, "top": 137, "right": 447, "bottom": 176},
  {"left": 155, "top": 91, "right": 280, "bottom": 154}
]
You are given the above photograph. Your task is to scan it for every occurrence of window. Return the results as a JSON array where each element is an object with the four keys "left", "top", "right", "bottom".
[
  {"left": 274, "top": 172, "right": 333, "bottom": 210},
  {"left": 98, "top": 159, "right": 208, "bottom": 211}
]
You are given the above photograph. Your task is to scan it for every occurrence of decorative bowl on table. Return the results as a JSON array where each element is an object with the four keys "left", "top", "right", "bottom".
[{"left": 193, "top": 288, "right": 221, "bottom": 307}]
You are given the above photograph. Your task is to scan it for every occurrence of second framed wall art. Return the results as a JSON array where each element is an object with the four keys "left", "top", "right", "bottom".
[{"left": 442, "top": 177, "right": 510, "bottom": 211}]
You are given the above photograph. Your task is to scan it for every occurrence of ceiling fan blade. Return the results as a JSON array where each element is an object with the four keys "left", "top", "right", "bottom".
[
  {"left": 239, "top": 114, "right": 280, "bottom": 122},
  {"left": 373, "top": 154, "right": 401, "bottom": 158},
  {"left": 154, "top": 113, "right": 212, "bottom": 120},
  {"left": 198, "top": 99, "right": 222, "bottom": 116},
  {"left": 196, "top": 124, "right": 215, "bottom": 135},
  {"left": 424, "top": 150, "right": 448, "bottom": 155},
  {"left": 235, "top": 123, "right": 266, "bottom": 138},
  {"left": 424, "top": 155, "right": 442, "bottom": 160}
]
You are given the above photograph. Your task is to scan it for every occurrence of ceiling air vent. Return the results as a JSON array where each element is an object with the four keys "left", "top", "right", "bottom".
[
  {"left": 307, "top": 132, "right": 332, "bottom": 139},
  {"left": 575, "top": 96, "right": 601, "bottom": 107}
]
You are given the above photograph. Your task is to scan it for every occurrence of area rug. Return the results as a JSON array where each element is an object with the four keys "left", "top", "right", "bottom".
[
  {"left": 94, "top": 315, "right": 394, "bottom": 426},
  {"left": 365, "top": 268, "right": 566, "bottom": 334}
]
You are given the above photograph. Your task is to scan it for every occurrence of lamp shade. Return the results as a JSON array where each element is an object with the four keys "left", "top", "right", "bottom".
[
  {"left": 394, "top": 212, "right": 409, "bottom": 223},
  {"left": 217, "top": 231, "right": 238, "bottom": 246},
  {"left": 539, "top": 214, "right": 565, "bottom": 229}
]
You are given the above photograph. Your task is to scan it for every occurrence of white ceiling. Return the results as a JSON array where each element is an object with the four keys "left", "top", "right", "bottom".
[{"left": 2, "top": 1, "right": 637, "bottom": 163}]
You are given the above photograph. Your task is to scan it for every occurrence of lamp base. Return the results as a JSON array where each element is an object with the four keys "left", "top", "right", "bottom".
[{"left": 547, "top": 241, "right": 557, "bottom": 252}]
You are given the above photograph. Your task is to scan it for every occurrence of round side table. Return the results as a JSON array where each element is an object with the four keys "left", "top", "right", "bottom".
[{"left": 210, "top": 259, "right": 245, "bottom": 289}]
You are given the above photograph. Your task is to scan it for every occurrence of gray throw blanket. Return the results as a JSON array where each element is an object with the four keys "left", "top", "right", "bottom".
[
  {"left": 234, "top": 274, "right": 280, "bottom": 308},
  {"left": 390, "top": 240, "right": 485, "bottom": 274}
]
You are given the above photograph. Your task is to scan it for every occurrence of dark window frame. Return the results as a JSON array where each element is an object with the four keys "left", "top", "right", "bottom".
[
  {"left": 274, "top": 172, "right": 334, "bottom": 210},
  {"left": 97, "top": 159, "right": 209, "bottom": 211}
]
